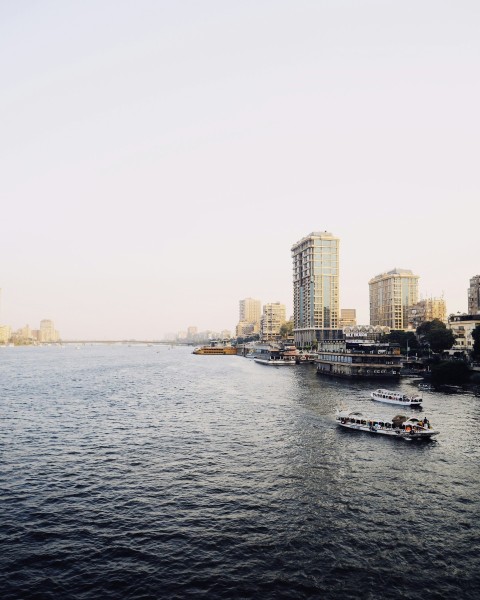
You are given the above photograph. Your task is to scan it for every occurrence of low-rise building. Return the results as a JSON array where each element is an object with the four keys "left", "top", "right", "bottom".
[{"left": 447, "top": 314, "right": 480, "bottom": 354}]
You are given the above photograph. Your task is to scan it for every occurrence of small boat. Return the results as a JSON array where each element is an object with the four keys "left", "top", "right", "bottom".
[
  {"left": 418, "top": 383, "right": 434, "bottom": 391},
  {"left": 335, "top": 409, "right": 438, "bottom": 440},
  {"left": 370, "top": 388, "right": 422, "bottom": 407}
]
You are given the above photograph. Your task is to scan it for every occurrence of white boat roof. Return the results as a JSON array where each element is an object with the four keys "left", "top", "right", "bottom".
[{"left": 337, "top": 409, "right": 395, "bottom": 420}]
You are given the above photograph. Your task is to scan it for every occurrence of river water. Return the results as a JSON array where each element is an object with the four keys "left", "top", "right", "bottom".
[{"left": 1, "top": 344, "right": 479, "bottom": 599}]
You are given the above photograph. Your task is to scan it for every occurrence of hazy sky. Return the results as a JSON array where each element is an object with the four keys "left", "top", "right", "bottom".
[{"left": 1, "top": 1, "right": 479, "bottom": 339}]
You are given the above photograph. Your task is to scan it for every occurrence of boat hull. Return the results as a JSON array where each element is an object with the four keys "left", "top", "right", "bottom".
[{"left": 336, "top": 421, "right": 436, "bottom": 439}]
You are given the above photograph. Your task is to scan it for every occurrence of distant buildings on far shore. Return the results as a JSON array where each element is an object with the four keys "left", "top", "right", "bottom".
[
  {"left": 165, "top": 327, "right": 232, "bottom": 344},
  {"left": 236, "top": 298, "right": 261, "bottom": 337},
  {"left": 0, "top": 319, "right": 60, "bottom": 344}
]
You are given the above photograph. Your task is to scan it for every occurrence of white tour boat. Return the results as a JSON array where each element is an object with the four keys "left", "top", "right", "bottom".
[
  {"left": 370, "top": 388, "right": 422, "bottom": 407},
  {"left": 335, "top": 409, "right": 437, "bottom": 440}
]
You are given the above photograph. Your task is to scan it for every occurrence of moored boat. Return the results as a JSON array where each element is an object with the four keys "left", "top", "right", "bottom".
[
  {"left": 371, "top": 388, "right": 422, "bottom": 407},
  {"left": 192, "top": 345, "right": 237, "bottom": 355},
  {"left": 418, "top": 383, "right": 434, "bottom": 391},
  {"left": 335, "top": 409, "right": 437, "bottom": 440},
  {"left": 252, "top": 345, "right": 297, "bottom": 365},
  {"left": 254, "top": 357, "right": 296, "bottom": 365}
]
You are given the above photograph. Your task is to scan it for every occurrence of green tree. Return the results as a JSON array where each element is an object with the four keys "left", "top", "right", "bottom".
[
  {"left": 279, "top": 320, "right": 294, "bottom": 339},
  {"left": 384, "top": 330, "right": 419, "bottom": 355},
  {"left": 416, "top": 319, "right": 455, "bottom": 354},
  {"left": 472, "top": 325, "right": 480, "bottom": 359},
  {"left": 431, "top": 360, "right": 471, "bottom": 386}
]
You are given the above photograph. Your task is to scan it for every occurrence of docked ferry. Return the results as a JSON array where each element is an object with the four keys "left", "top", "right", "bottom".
[
  {"left": 335, "top": 409, "right": 437, "bottom": 440},
  {"left": 371, "top": 389, "right": 422, "bottom": 407},
  {"left": 192, "top": 345, "right": 237, "bottom": 355}
]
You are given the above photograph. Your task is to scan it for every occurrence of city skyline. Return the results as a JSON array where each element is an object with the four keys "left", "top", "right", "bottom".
[{"left": 1, "top": 2, "right": 479, "bottom": 339}]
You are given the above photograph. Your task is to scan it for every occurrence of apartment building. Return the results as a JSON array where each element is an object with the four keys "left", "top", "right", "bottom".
[
  {"left": 291, "top": 231, "right": 341, "bottom": 347},
  {"left": 260, "top": 302, "right": 286, "bottom": 341},
  {"left": 369, "top": 268, "right": 419, "bottom": 330},
  {"left": 448, "top": 314, "right": 480, "bottom": 353},
  {"left": 39, "top": 319, "right": 59, "bottom": 343},
  {"left": 236, "top": 298, "right": 261, "bottom": 337},
  {"left": 407, "top": 298, "right": 447, "bottom": 330}
]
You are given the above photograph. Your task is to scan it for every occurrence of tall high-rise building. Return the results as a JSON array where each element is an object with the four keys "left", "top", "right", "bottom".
[
  {"left": 236, "top": 298, "right": 261, "bottom": 337},
  {"left": 291, "top": 231, "right": 340, "bottom": 347},
  {"left": 468, "top": 275, "right": 480, "bottom": 315},
  {"left": 369, "top": 268, "right": 419, "bottom": 330},
  {"left": 261, "top": 302, "right": 286, "bottom": 341}
]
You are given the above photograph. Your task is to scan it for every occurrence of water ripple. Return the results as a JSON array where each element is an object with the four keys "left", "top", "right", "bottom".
[{"left": 1, "top": 345, "right": 479, "bottom": 599}]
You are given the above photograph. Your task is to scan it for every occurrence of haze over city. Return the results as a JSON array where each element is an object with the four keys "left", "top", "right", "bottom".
[{"left": 1, "top": 1, "right": 479, "bottom": 340}]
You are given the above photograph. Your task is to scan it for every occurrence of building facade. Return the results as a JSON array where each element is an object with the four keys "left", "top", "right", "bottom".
[
  {"left": 39, "top": 319, "right": 59, "bottom": 342},
  {"left": 339, "top": 308, "right": 357, "bottom": 327},
  {"left": 448, "top": 314, "right": 480, "bottom": 354},
  {"left": 468, "top": 275, "right": 480, "bottom": 315},
  {"left": 0, "top": 324, "right": 11, "bottom": 344},
  {"left": 407, "top": 298, "right": 447, "bottom": 330},
  {"left": 369, "top": 268, "right": 419, "bottom": 330},
  {"left": 236, "top": 298, "right": 261, "bottom": 337},
  {"left": 260, "top": 302, "right": 286, "bottom": 341},
  {"left": 291, "top": 231, "right": 340, "bottom": 347}
]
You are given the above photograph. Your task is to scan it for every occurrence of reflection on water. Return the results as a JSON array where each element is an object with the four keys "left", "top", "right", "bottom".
[{"left": 1, "top": 345, "right": 479, "bottom": 599}]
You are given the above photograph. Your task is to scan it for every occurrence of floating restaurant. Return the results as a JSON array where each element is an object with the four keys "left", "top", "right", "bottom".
[{"left": 315, "top": 326, "right": 402, "bottom": 379}]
